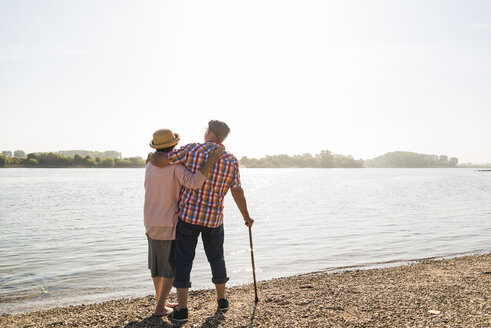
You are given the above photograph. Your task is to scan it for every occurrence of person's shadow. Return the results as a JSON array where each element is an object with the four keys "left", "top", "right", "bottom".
[
  {"left": 123, "top": 311, "right": 226, "bottom": 328},
  {"left": 124, "top": 303, "right": 257, "bottom": 328},
  {"left": 235, "top": 302, "right": 258, "bottom": 328},
  {"left": 199, "top": 310, "right": 226, "bottom": 328},
  {"left": 200, "top": 303, "right": 258, "bottom": 328},
  {"left": 124, "top": 315, "right": 182, "bottom": 328}
]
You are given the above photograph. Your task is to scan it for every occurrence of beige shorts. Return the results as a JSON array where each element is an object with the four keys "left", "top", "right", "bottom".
[{"left": 147, "top": 235, "right": 175, "bottom": 278}]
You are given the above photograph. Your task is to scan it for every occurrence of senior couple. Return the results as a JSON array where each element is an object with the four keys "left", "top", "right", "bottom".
[{"left": 143, "top": 120, "right": 254, "bottom": 322}]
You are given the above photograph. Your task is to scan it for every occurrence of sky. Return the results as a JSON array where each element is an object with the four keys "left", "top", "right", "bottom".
[{"left": 1, "top": 0, "right": 490, "bottom": 163}]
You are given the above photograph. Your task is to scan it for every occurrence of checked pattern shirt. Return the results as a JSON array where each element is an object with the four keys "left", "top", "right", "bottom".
[{"left": 168, "top": 141, "right": 241, "bottom": 228}]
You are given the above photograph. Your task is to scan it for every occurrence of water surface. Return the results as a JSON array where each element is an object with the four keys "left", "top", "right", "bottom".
[{"left": 0, "top": 168, "right": 490, "bottom": 313}]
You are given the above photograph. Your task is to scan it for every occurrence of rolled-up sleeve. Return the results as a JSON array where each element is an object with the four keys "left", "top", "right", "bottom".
[
  {"left": 174, "top": 164, "right": 207, "bottom": 189},
  {"left": 231, "top": 162, "right": 241, "bottom": 189},
  {"left": 168, "top": 143, "right": 196, "bottom": 165}
]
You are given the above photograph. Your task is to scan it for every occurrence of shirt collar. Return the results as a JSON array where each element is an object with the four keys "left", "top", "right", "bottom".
[{"left": 206, "top": 140, "right": 225, "bottom": 149}]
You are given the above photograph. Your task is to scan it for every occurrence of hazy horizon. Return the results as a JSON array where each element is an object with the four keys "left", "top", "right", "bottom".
[
  {"left": 2, "top": 147, "right": 485, "bottom": 166},
  {"left": 1, "top": 1, "right": 490, "bottom": 163}
]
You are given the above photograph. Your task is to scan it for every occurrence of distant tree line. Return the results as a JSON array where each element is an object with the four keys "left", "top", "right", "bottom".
[
  {"left": 364, "top": 151, "right": 458, "bottom": 168},
  {"left": 240, "top": 150, "right": 460, "bottom": 168},
  {"left": 2, "top": 150, "right": 26, "bottom": 158},
  {"left": 0, "top": 149, "right": 463, "bottom": 169},
  {"left": 1, "top": 150, "right": 121, "bottom": 160},
  {"left": 57, "top": 150, "right": 122, "bottom": 159},
  {"left": 0, "top": 151, "right": 144, "bottom": 168},
  {"left": 240, "top": 150, "right": 364, "bottom": 168}
]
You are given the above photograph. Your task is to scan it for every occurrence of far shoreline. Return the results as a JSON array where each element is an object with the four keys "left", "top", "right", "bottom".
[{"left": 2, "top": 166, "right": 491, "bottom": 169}]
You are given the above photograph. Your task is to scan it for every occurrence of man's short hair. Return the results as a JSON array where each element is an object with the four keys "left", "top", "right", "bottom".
[{"left": 208, "top": 120, "right": 231, "bottom": 140}]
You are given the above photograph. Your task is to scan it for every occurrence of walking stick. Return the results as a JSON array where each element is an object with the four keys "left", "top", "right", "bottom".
[{"left": 247, "top": 224, "right": 259, "bottom": 302}]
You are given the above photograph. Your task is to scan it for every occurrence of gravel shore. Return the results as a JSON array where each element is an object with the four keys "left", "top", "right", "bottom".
[{"left": 1, "top": 253, "right": 489, "bottom": 327}]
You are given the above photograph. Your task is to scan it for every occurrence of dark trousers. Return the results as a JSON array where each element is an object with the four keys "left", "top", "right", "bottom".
[{"left": 173, "top": 219, "right": 229, "bottom": 288}]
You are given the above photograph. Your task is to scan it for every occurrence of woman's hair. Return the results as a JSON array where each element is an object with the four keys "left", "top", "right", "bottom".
[{"left": 156, "top": 145, "right": 176, "bottom": 153}]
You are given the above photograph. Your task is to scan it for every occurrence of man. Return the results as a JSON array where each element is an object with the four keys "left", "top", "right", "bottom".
[
  {"left": 144, "top": 128, "right": 223, "bottom": 316},
  {"left": 149, "top": 120, "right": 254, "bottom": 322}
]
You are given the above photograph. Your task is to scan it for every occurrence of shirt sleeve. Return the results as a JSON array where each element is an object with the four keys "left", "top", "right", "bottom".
[
  {"left": 231, "top": 162, "right": 241, "bottom": 189},
  {"left": 167, "top": 143, "right": 195, "bottom": 165},
  {"left": 174, "top": 164, "right": 207, "bottom": 190}
]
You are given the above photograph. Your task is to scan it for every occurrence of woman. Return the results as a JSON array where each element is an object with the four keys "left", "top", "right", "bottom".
[{"left": 144, "top": 128, "right": 222, "bottom": 316}]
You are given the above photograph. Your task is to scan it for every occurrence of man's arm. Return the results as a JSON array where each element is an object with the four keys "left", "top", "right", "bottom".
[
  {"left": 176, "top": 148, "right": 224, "bottom": 189},
  {"left": 231, "top": 186, "right": 254, "bottom": 227},
  {"left": 149, "top": 143, "right": 220, "bottom": 169}
]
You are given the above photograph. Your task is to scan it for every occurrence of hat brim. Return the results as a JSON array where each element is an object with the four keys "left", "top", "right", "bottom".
[{"left": 149, "top": 133, "right": 180, "bottom": 149}]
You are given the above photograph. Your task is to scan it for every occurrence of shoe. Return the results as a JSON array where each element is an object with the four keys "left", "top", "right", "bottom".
[
  {"left": 217, "top": 298, "right": 229, "bottom": 311},
  {"left": 168, "top": 308, "right": 188, "bottom": 322}
]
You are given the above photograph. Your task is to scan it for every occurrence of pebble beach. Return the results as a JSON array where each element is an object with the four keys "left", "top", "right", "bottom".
[{"left": 1, "top": 253, "right": 489, "bottom": 328}]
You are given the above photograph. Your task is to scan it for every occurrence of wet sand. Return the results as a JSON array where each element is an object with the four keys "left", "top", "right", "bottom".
[{"left": 1, "top": 253, "right": 489, "bottom": 327}]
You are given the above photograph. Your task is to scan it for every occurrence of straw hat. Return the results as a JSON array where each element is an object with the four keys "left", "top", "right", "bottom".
[{"left": 149, "top": 129, "right": 180, "bottom": 149}]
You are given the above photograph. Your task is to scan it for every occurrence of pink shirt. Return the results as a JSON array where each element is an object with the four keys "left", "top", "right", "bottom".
[{"left": 144, "top": 162, "right": 207, "bottom": 240}]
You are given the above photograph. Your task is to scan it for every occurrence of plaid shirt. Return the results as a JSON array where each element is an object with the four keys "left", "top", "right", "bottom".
[{"left": 168, "top": 141, "right": 241, "bottom": 228}]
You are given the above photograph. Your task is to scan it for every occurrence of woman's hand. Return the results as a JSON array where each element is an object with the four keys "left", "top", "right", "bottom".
[{"left": 208, "top": 147, "right": 224, "bottom": 162}]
